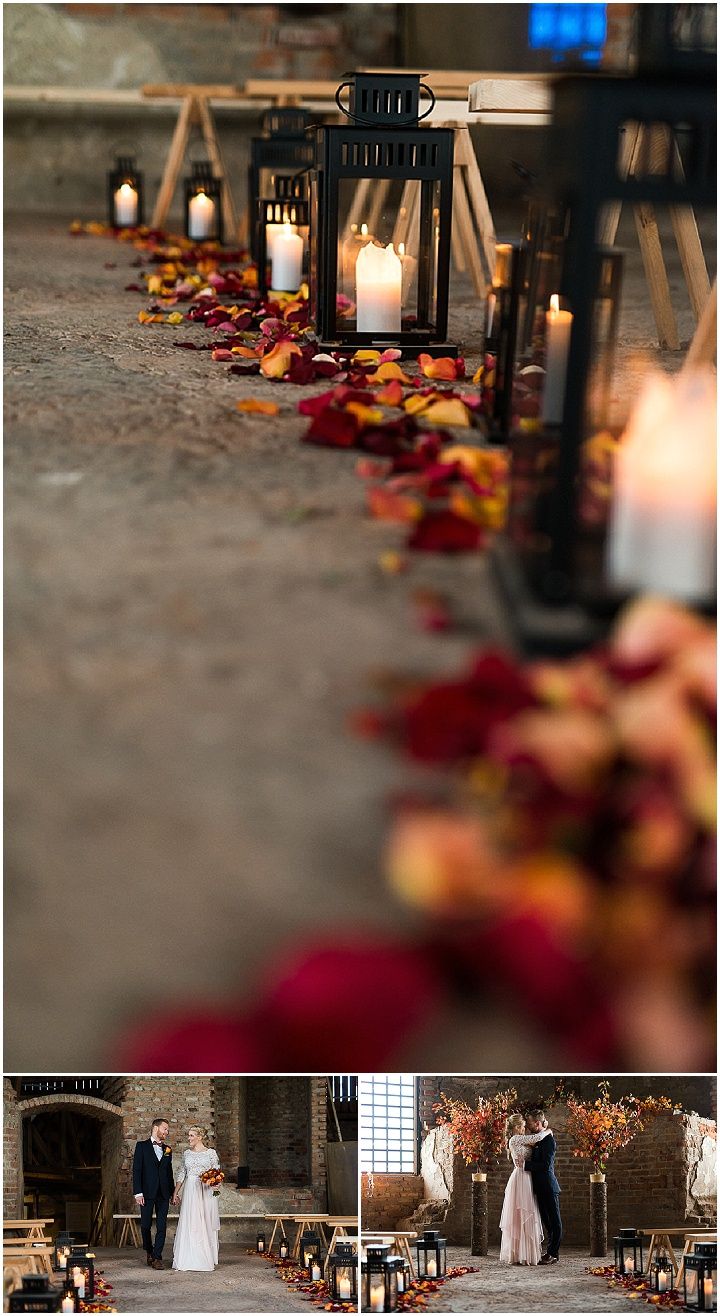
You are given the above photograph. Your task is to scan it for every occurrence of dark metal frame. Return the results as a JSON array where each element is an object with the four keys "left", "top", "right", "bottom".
[
  {"left": 107, "top": 155, "right": 144, "bottom": 229},
  {"left": 184, "top": 161, "right": 223, "bottom": 244},
  {"left": 7, "top": 1274, "right": 65, "bottom": 1313},
  {"left": 361, "top": 1244, "right": 391, "bottom": 1311},
  {"left": 650, "top": 1255, "right": 676, "bottom": 1295},
  {"left": 413, "top": 1229, "right": 447, "bottom": 1279},
  {"left": 613, "top": 1230, "right": 644, "bottom": 1277},
  {"left": 255, "top": 174, "right": 310, "bottom": 298},
  {"left": 249, "top": 109, "right": 315, "bottom": 263},
  {"left": 683, "top": 1244, "right": 717, "bottom": 1312},
  {"left": 485, "top": 240, "right": 524, "bottom": 442},
  {"left": 310, "top": 73, "right": 455, "bottom": 356},
  {"left": 65, "top": 1247, "right": 95, "bottom": 1300},
  {"left": 328, "top": 1241, "right": 358, "bottom": 1304}
]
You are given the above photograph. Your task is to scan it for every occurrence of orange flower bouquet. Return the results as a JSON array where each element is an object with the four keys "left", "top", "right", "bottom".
[
  {"left": 200, "top": 1168, "right": 225, "bottom": 1196},
  {"left": 434, "top": 1088, "right": 519, "bottom": 1171},
  {"left": 566, "top": 1081, "right": 673, "bottom": 1176}
]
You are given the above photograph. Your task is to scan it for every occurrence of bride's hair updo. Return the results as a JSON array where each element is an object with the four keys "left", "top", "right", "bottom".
[
  {"left": 505, "top": 1113, "right": 524, "bottom": 1147},
  {"left": 187, "top": 1125, "right": 211, "bottom": 1145}
]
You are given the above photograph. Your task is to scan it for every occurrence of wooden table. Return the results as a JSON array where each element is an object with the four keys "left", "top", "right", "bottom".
[
  {"left": 322, "top": 1218, "right": 359, "bottom": 1275},
  {"left": 292, "top": 1214, "right": 331, "bottom": 1258},
  {"left": 673, "top": 1231, "right": 717, "bottom": 1289},
  {"left": 3, "top": 1243, "right": 54, "bottom": 1278},
  {"left": 113, "top": 1212, "right": 265, "bottom": 1247},
  {"left": 3, "top": 1219, "right": 54, "bottom": 1241},
  {"left": 362, "top": 1231, "right": 418, "bottom": 1277},
  {"left": 264, "top": 1212, "right": 299, "bottom": 1253}
]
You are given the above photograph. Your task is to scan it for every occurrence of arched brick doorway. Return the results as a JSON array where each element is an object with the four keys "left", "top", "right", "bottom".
[{"left": 18, "top": 1081, "right": 126, "bottom": 1243}]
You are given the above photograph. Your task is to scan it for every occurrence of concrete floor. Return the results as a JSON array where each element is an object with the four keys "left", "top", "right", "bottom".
[
  {"left": 96, "top": 1246, "right": 309, "bottom": 1312},
  {"left": 428, "top": 1246, "right": 634, "bottom": 1313},
  {"left": 4, "top": 212, "right": 712, "bottom": 1068}
]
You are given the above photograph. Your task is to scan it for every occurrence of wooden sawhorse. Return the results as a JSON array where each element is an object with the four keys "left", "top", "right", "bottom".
[{"left": 142, "top": 83, "right": 240, "bottom": 239}]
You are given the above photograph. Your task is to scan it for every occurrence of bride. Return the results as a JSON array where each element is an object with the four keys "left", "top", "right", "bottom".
[
  {"left": 499, "top": 1113, "right": 551, "bottom": 1266},
  {"left": 171, "top": 1125, "right": 221, "bottom": 1271}
]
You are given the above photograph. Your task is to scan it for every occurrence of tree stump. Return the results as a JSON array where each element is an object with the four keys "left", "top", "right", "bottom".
[
  {"left": 589, "top": 1176, "right": 608, "bottom": 1257},
  {"left": 471, "top": 1173, "right": 488, "bottom": 1256}
]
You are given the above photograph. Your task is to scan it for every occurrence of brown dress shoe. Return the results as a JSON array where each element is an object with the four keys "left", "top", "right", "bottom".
[
  {"left": 151, "top": 1259, "right": 164, "bottom": 1270},
  {"left": 146, "top": 1253, "right": 154, "bottom": 1267}
]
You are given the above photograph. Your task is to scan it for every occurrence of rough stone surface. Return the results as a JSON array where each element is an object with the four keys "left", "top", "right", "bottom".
[
  {"left": 92, "top": 1246, "right": 310, "bottom": 1312},
  {"left": 427, "top": 1246, "right": 639, "bottom": 1313},
  {"left": 421, "top": 1126, "right": 453, "bottom": 1204},
  {"left": 3, "top": 211, "right": 714, "bottom": 1068}
]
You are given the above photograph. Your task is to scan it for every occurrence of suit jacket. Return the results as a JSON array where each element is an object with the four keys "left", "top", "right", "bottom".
[
  {"left": 524, "top": 1132, "right": 561, "bottom": 1194},
  {"left": 132, "top": 1139, "right": 175, "bottom": 1200}
]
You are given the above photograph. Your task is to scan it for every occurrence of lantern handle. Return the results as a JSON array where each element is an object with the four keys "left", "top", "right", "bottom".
[{"left": 334, "top": 79, "right": 436, "bottom": 127}]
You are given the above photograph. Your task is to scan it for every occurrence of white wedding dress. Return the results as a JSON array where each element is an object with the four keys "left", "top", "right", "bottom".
[
  {"left": 172, "top": 1149, "right": 221, "bottom": 1272},
  {"left": 499, "top": 1130, "right": 549, "bottom": 1265}
]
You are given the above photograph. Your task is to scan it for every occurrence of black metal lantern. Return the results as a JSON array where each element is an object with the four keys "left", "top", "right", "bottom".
[
  {"left": 310, "top": 72, "right": 455, "bottom": 357},
  {"left": 108, "top": 154, "right": 144, "bottom": 229},
  {"left": 52, "top": 1233, "right": 75, "bottom": 1273},
  {"left": 279, "top": 1236, "right": 290, "bottom": 1260},
  {"left": 184, "top": 161, "right": 223, "bottom": 244},
  {"left": 65, "top": 1246, "right": 95, "bottom": 1300},
  {"left": 683, "top": 1244, "right": 717, "bottom": 1312},
  {"left": 651, "top": 1254, "right": 676, "bottom": 1295},
  {"left": 7, "top": 1274, "right": 65, "bottom": 1312},
  {"left": 613, "top": 1229, "right": 644, "bottom": 1278},
  {"left": 256, "top": 1231, "right": 266, "bottom": 1254},
  {"left": 249, "top": 108, "right": 314, "bottom": 263},
  {"left": 395, "top": 1255, "right": 412, "bottom": 1296},
  {"left": 362, "top": 1243, "right": 391, "bottom": 1312},
  {"left": 413, "top": 1229, "right": 447, "bottom": 1279},
  {"left": 382, "top": 1257, "right": 404, "bottom": 1311},
  {"left": 485, "top": 240, "right": 524, "bottom": 441},
  {"left": 300, "top": 1229, "right": 323, "bottom": 1273},
  {"left": 329, "top": 1240, "right": 358, "bottom": 1304},
  {"left": 492, "top": 63, "right": 716, "bottom": 654},
  {"left": 255, "top": 174, "right": 309, "bottom": 297}
]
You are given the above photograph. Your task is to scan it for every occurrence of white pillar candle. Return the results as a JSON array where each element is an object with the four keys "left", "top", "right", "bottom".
[
  {"left": 658, "top": 1270, "right": 668, "bottom": 1293},
  {"left": 114, "top": 182, "right": 138, "bottom": 227},
  {"left": 61, "top": 1298, "right": 74, "bottom": 1313},
  {"left": 541, "top": 293, "right": 573, "bottom": 425},
  {"left": 396, "top": 1271, "right": 405, "bottom": 1294},
  {"left": 607, "top": 369, "right": 716, "bottom": 602},
  {"left": 271, "top": 223, "right": 303, "bottom": 291},
  {"left": 72, "top": 1267, "right": 85, "bottom": 1298},
  {"left": 427, "top": 1258, "right": 437, "bottom": 1278},
  {"left": 311, "top": 1262, "right": 322, "bottom": 1280},
  {"left": 397, "top": 241, "right": 417, "bottom": 303},
  {"left": 370, "top": 1281, "right": 385, "bottom": 1311},
  {"left": 625, "top": 1258, "right": 634, "bottom": 1274},
  {"left": 339, "top": 1275, "right": 352, "bottom": 1299},
  {"left": 486, "top": 291, "right": 497, "bottom": 339},
  {"left": 356, "top": 241, "right": 402, "bottom": 334},
  {"left": 188, "top": 190, "right": 216, "bottom": 240},
  {"left": 703, "top": 1278, "right": 714, "bottom": 1302}
]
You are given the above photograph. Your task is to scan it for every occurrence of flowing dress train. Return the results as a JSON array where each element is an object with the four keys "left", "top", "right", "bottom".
[
  {"left": 499, "top": 1131, "right": 549, "bottom": 1265},
  {"left": 172, "top": 1149, "right": 221, "bottom": 1272}
]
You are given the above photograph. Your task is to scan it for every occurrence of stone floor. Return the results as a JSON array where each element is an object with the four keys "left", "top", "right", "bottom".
[
  {"left": 96, "top": 1246, "right": 308, "bottom": 1312},
  {"left": 4, "top": 211, "right": 713, "bottom": 1068},
  {"left": 431, "top": 1246, "right": 631, "bottom": 1312}
]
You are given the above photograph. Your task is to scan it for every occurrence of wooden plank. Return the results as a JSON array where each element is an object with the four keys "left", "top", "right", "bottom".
[
  {"left": 633, "top": 201, "right": 680, "bottom": 350},
  {"left": 195, "top": 95, "right": 239, "bottom": 238},
  {"left": 151, "top": 93, "right": 196, "bottom": 230},
  {"left": 143, "top": 83, "right": 242, "bottom": 99},
  {"left": 451, "top": 121, "right": 497, "bottom": 280},
  {"left": 682, "top": 278, "right": 717, "bottom": 371},
  {"left": 468, "top": 77, "right": 552, "bottom": 114}
]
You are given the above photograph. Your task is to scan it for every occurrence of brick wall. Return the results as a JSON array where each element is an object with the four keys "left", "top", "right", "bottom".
[
  {"left": 418, "top": 1077, "right": 717, "bottom": 1130},
  {"left": 214, "top": 1077, "right": 241, "bottom": 1178},
  {"left": 117, "top": 1075, "right": 216, "bottom": 1207},
  {"left": 3, "top": 1080, "right": 22, "bottom": 1217},
  {"left": 247, "top": 1076, "right": 314, "bottom": 1189},
  {"left": 361, "top": 1172, "right": 424, "bottom": 1231}
]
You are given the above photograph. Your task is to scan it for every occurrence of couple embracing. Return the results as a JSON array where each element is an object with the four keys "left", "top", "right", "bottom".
[
  {"left": 499, "top": 1108, "right": 562, "bottom": 1267},
  {"left": 132, "top": 1118, "right": 221, "bottom": 1272}
]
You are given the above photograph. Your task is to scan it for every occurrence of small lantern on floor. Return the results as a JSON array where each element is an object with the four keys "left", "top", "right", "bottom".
[
  {"left": 484, "top": 239, "right": 523, "bottom": 440},
  {"left": 309, "top": 72, "right": 455, "bottom": 357},
  {"left": 329, "top": 1240, "right": 358, "bottom": 1303},
  {"left": 382, "top": 1256, "right": 405, "bottom": 1311},
  {"left": 279, "top": 1236, "right": 289, "bottom": 1260},
  {"left": 249, "top": 108, "right": 314, "bottom": 260},
  {"left": 108, "top": 153, "right": 144, "bottom": 229},
  {"left": 66, "top": 1246, "right": 95, "bottom": 1300},
  {"left": 651, "top": 1254, "right": 676, "bottom": 1295},
  {"left": 413, "top": 1229, "right": 447, "bottom": 1279},
  {"left": 613, "top": 1229, "right": 644, "bottom": 1278},
  {"left": 683, "top": 1243, "right": 717, "bottom": 1312},
  {"left": 396, "top": 1255, "right": 412, "bottom": 1295},
  {"left": 300, "top": 1229, "right": 323, "bottom": 1272},
  {"left": 184, "top": 160, "right": 223, "bottom": 244},
  {"left": 52, "top": 1233, "right": 75, "bottom": 1273},
  {"left": 362, "top": 1243, "right": 391, "bottom": 1312},
  {"left": 255, "top": 174, "right": 309, "bottom": 298},
  {"left": 256, "top": 1231, "right": 266, "bottom": 1253},
  {"left": 7, "top": 1274, "right": 65, "bottom": 1312}
]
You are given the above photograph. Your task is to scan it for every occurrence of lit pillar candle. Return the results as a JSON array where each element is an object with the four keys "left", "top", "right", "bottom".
[
  {"left": 370, "top": 1281, "right": 385, "bottom": 1311},
  {"left": 658, "top": 1271, "right": 668, "bottom": 1293},
  {"left": 625, "top": 1258, "right": 634, "bottom": 1275},
  {"left": 114, "top": 182, "right": 138, "bottom": 227},
  {"left": 356, "top": 241, "right": 402, "bottom": 334},
  {"left": 188, "top": 190, "right": 216, "bottom": 240},
  {"left": 61, "top": 1297, "right": 74, "bottom": 1314},
  {"left": 607, "top": 369, "right": 717, "bottom": 602},
  {"left": 703, "top": 1278, "right": 714, "bottom": 1303},
  {"left": 311, "top": 1261, "right": 322, "bottom": 1280},
  {"left": 541, "top": 293, "right": 573, "bottom": 425},
  {"left": 271, "top": 223, "right": 303, "bottom": 291},
  {"left": 427, "top": 1258, "right": 437, "bottom": 1278},
  {"left": 396, "top": 1271, "right": 405, "bottom": 1294},
  {"left": 339, "top": 1276, "right": 352, "bottom": 1299},
  {"left": 72, "top": 1267, "right": 85, "bottom": 1298}
]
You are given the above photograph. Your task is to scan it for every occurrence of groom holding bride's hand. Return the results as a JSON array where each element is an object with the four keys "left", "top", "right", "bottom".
[
  {"left": 133, "top": 1118, "right": 175, "bottom": 1271},
  {"left": 524, "top": 1109, "right": 562, "bottom": 1265}
]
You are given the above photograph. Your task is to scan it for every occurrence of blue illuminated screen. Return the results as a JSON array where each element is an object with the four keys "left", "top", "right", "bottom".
[{"left": 528, "top": 3, "right": 607, "bottom": 64}]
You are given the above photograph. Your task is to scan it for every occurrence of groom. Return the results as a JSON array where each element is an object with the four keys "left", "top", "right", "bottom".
[
  {"left": 524, "top": 1108, "right": 562, "bottom": 1264},
  {"left": 133, "top": 1118, "right": 175, "bottom": 1270}
]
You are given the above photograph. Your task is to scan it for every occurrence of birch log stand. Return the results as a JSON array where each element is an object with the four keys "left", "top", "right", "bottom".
[
  {"left": 471, "top": 1172, "right": 489, "bottom": 1257},
  {"left": 142, "top": 84, "right": 240, "bottom": 238}
]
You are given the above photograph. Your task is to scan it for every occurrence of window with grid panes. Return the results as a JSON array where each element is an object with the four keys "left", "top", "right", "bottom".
[{"left": 360, "top": 1075, "right": 417, "bottom": 1172}]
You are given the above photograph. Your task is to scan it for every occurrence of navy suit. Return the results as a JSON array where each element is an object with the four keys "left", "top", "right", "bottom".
[
  {"left": 525, "top": 1132, "right": 562, "bottom": 1258},
  {"left": 132, "top": 1139, "right": 175, "bottom": 1260}
]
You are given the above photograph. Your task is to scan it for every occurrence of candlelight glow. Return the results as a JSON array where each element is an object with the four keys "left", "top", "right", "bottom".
[{"left": 549, "top": 293, "right": 560, "bottom": 315}]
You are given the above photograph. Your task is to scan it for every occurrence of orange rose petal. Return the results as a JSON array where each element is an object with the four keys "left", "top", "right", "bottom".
[
  {"left": 259, "top": 339, "right": 302, "bottom": 379},
  {"left": 236, "top": 399, "right": 280, "bottom": 416},
  {"left": 421, "top": 397, "right": 472, "bottom": 427},
  {"left": 367, "top": 361, "right": 412, "bottom": 384},
  {"left": 417, "top": 353, "right": 458, "bottom": 381}
]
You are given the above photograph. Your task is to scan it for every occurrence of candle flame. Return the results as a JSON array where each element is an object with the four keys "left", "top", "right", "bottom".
[
  {"left": 119, "top": 182, "right": 134, "bottom": 196},
  {"left": 550, "top": 293, "right": 560, "bottom": 315},
  {"left": 398, "top": 242, "right": 405, "bottom": 256},
  {"left": 282, "top": 222, "right": 294, "bottom": 235},
  {"left": 195, "top": 190, "right": 208, "bottom": 200}
]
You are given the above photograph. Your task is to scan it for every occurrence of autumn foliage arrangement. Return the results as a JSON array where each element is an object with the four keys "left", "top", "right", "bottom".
[
  {"left": 434, "top": 1088, "right": 519, "bottom": 1171},
  {"left": 566, "top": 1082, "right": 673, "bottom": 1175}
]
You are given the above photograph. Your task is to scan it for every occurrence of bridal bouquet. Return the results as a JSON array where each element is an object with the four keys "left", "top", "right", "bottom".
[{"left": 200, "top": 1168, "right": 225, "bottom": 1196}]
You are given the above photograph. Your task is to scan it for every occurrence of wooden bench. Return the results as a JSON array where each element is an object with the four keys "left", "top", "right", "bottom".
[
  {"left": 3, "top": 1243, "right": 54, "bottom": 1279},
  {"left": 113, "top": 1212, "right": 266, "bottom": 1247},
  {"left": 362, "top": 1231, "right": 418, "bottom": 1277},
  {"left": 673, "top": 1231, "right": 717, "bottom": 1289},
  {"left": 3, "top": 1220, "right": 54, "bottom": 1241},
  {"left": 638, "top": 1227, "right": 717, "bottom": 1278}
]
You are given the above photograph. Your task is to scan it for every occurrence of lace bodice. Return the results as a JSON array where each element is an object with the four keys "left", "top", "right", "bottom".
[
  {"left": 175, "top": 1148, "right": 219, "bottom": 1184},
  {"left": 508, "top": 1129, "right": 551, "bottom": 1170}
]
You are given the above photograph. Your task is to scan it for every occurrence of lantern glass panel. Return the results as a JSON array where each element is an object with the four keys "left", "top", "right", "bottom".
[{"left": 652, "top": 1257, "right": 675, "bottom": 1294}]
